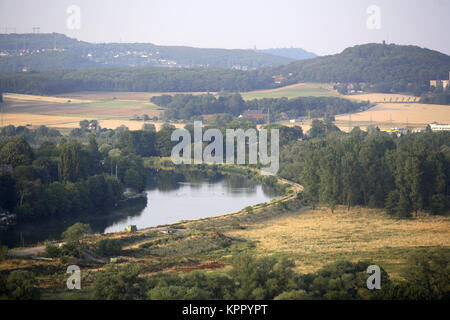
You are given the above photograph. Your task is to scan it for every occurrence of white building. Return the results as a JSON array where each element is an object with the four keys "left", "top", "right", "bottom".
[{"left": 429, "top": 123, "right": 450, "bottom": 131}]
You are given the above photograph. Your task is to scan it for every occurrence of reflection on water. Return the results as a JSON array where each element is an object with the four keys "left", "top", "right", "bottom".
[
  {"left": 104, "top": 173, "right": 280, "bottom": 233},
  {"left": 1, "top": 171, "right": 280, "bottom": 247}
]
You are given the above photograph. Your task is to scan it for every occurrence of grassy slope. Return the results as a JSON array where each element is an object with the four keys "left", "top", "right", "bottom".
[{"left": 226, "top": 206, "right": 450, "bottom": 278}]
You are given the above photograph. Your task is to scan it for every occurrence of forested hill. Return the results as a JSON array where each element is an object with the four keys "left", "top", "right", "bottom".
[
  {"left": 272, "top": 43, "right": 450, "bottom": 93},
  {"left": 0, "top": 67, "right": 277, "bottom": 94},
  {"left": 0, "top": 33, "right": 294, "bottom": 72}
]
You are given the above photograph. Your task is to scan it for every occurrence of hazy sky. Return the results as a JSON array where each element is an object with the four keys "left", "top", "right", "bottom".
[{"left": 0, "top": 0, "right": 449, "bottom": 56}]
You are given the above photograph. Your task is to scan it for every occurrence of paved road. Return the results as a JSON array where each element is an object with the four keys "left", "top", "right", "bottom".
[
  {"left": 8, "top": 245, "right": 46, "bottom": 256},
  {"left": 7, "top": 242, "right": 64, "bottom": 257}
]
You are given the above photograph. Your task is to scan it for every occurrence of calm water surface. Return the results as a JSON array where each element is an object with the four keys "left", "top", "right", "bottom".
[{"left": 1, "top": 173, "right": 280, "bottom": 247}]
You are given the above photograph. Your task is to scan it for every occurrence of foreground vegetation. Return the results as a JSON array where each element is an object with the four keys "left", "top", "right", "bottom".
[{"left": 0, "top": 189, "right": 448, "bottom": 300}]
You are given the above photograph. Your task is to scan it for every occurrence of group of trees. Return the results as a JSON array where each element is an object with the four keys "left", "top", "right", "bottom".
[
  {"left": 420, "top": 84, "right": 450, "bottom": 105},
  {"left": 0, "top": 133, "right": 145, "bottom": 221},
  {"left": 151, "top": 93, "right": 369, "bottom": 121},
  {"left": 280, "top": 121, "right": 450, "bottom": 216},
  {"left": 1, "top": 124, "right": 62, "bottom": 146},
  {"left": 90, "top": 249, "right": 449, "bottom": 300}
]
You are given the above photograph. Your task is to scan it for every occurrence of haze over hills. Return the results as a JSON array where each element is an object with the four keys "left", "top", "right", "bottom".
[
  {"left": 0, "top": 33, "right": 301, "bottom": 72},
  {"left": 0, "top": 41, "right": 449, "bottom": 96},
  {"left": 257, "top": 48, "right": 317, "bottom": 60}
]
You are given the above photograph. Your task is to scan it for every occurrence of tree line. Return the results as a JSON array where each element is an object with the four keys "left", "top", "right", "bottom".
[
  {"left": 420, "top": 84, "right": 450, "bottom": 105},
  {"left": 152, "top": 93, "right": 369, "bottom": 121},
  {"left": 279, "top": 121, "right": 450, "bottom": 216},
  {"left": 0, "top": 67, "right": 277, "bottom": 95}
]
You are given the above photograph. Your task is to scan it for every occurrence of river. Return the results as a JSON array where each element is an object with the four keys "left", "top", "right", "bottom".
[{"left": 0, "top": 171, "right": 281, "bottom": 247}]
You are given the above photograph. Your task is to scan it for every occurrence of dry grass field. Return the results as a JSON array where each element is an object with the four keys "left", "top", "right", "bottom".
[
  {"left": 241, "top": 82, "right": 337, "bottom": 100},
  {"left": 226, "top": 206, "right": 450, "bottom": 278},
  {"left": 341, "top": 93, "right": 419, "bottom": 103},
  {"left": 53, "top": 91, "right": 211, "bottom": 102},
  {"left": 335, "top": 102, "right": 450, "bottom": 131},
  {"left": 0, "top": 93, "right": 169, "bottom": 131},
  {"left": 3, "top": 93, "right": 94, "bottom": 104},
  {"left": 0, "top": 113, "right": 184, "bottom": 131},
  {"left": 0, "top": 113, "right": 90, "bottom": 128}
]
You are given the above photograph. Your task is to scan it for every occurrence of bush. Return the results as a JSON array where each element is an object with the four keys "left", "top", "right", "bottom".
[
  {"left": 96, "top": 239, "right": 123, "bottom": 257},
  {"left": 45, "top": 242, "right": 61, "bottom": 258},
  {"left": 6, "top": 270, "right": 40, "bottom": 300},
  {"left": 93, "top": 264, "right": 145, "bottom": 300},
  {"left": 62, "top": 223, "right": 92, "bottom": 243},
  {"left": 0, "top": 241, "right": 7, "bottom": 262},
  {"left": 244, "top": 206, "right": 253, "bottom": 213}
]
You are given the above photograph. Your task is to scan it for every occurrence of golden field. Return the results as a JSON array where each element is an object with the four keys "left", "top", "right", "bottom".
[
  {"left": 0, "top": 93, "right": 169, "bottom": 131},
  {"left": 4, "top": 93, "right": 94, "bottom": 104},
  {"left": 341, "top": 93, "right": 419, "bottom": 103},
  {"left": 225, "top": 206, "right": 450, "bottom": 278},
  {"left": 0, "top": 113, "right": 185, "bottom": 131},
  {"left": 53, "top": 91, "right": 211, "bottom": 102},
  {"left": 335, "top": 102, "right": 450, "bottom": 131},
  {"left": 241, "top": 82, "right": 337, "bottom": 100}
]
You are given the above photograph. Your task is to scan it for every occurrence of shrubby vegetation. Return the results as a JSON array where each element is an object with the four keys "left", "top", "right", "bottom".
[
  {"left": 95, "top": 239, "right": 123, "bottom": 257},
  {"left": 1, "top": 270, "right": 40, "bottom": 300},
  {"left": 91, "top": 249, "right": 449, "bottom": 300}
]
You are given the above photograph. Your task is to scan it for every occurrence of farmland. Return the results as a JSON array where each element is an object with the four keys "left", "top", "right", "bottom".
[
  {"left": 335, "top": 102, "right": 450, "bottom": 131},
  {"left": 240, "top": 82, "right": 337, "bottom": 100},
  {"left": 0, "top": 85, "right": 449, "bottom": 134},
  {"left": 0, "top": 92, "right": 167, "bottom": 131},
  {"left": 341, "top": 92, "right": 419, "bottom": 103}
]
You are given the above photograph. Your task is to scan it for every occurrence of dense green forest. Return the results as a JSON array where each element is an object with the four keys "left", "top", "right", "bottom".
[
  {"left": 279, "top": 121, "right": 450, "bottom": 216},
  {"left": 0, "top": 67, "right": 277, "bottom": 94},
  {"left": 0, "top": 33, "right": 293, "bottom": 72},
  {"left": 272, "top": 43, "right": 450, "bottom": 95},
  {"left": 0, "top": 124, "right": 153, "bottom": 221},
  {"left": 152, "top": 93, "right": 370, "bottom": 120}
]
